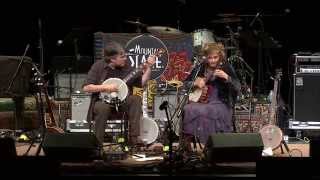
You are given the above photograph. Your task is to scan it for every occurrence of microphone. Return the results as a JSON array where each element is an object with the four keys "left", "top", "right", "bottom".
[{"left": 159, "top": 101, "right": 168, "bottom": 110}]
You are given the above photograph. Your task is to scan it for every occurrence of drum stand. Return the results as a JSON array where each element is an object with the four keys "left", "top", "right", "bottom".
[
  {"left": 229, "top": 54, "right": 255, "bottom": 132},
  {"left": 236, "top": 57, "right": 255, "bottom": 132}
]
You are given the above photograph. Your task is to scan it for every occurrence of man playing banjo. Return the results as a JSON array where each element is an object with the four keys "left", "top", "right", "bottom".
[{"left": 83, "top": 41, "right": 156, "bottom": 146}]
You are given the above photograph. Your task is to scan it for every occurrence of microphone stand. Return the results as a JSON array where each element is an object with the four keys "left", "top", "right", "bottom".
[
  {"left": 7, "top": 44, "right": 30, "bottom": 94},
  {"left": 159, "top": 56, "right": 203, "bottom": 173},
  {"left": 160, "top": 102, "right": 174, "bottom": 172},
  {"left": 29, "top": 64, "right": 48, "bottom": 156},
  {"left": 38, "top": 18, "right": 44, "bottom": 74},
  {"left": 238, "top": 56, "right": 254, "bottom": 132},
  {"left": 170, "top": 57, "right": 203, "bottom": 152},
  {"left": 6, "top": 44, "right": 30, "bottom": 135},
  {"left": 71, "top": 38, "right": 80, "bottom": 97},
  {"left": 237, "top": 57, "right": 255, "bottom": 132},
  {"left": 35, "top": 17, "right": 47, "bottom": 156}
]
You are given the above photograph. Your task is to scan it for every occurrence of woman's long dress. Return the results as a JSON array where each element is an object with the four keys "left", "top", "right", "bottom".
[{"left": 183, "top": 84, "right": 234, "bottom": 143}]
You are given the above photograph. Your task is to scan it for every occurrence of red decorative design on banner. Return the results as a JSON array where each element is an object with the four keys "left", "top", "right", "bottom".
[{"left": 160, "top": 51, "right": 193, "bottom": 82}]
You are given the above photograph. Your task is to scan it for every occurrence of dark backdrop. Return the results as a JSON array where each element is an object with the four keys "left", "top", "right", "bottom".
[{"left": 0, "top": 0, "right": 319, "bottom": 116}]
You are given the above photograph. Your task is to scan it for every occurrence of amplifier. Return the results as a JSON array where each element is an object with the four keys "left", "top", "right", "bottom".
[
  {"left": 71, "top": 93, "right": 91, "bottom": 122},
  {"left": 293, "top": 73, "right": 320, "bottom": 126},
  {"left": 294, "top": 54, "right": 320, "bottom": 74},
  {"left": 299, "top": 67, "right": 320, "bottom": 73},
  {"left": 295, "top": 55, "right": 320, "bottom": 62}
]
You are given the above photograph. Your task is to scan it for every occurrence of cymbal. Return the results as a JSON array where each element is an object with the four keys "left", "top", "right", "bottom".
[
  {"left": 147, "top": 26, "right": 184, "bottom": 35},
  {"left": 217, "top": 13, "right": 237, "bottom": 18},
  {"left": 210, "top": 17, "right": 242, "bottom": 24},
  {"left": 225, "top": 46, "right": 237, "bottom": 50},
  {"left": 125, "top": 20, "right": 148, "bottom": 27}
]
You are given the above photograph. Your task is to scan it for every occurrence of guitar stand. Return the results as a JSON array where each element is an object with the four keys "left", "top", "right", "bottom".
[
  {"left": 279, "top": 140, "right": 291, "bottom": 156},
  {"left": 25, "top": 64, "right": 50, "bottom": 156},
  {"left": 24, "top": 88, "right": 47, "bottom": 156}
]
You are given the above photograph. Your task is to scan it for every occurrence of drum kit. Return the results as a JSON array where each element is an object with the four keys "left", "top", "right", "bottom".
[{"left": 124, "top": 15, "right": 254, "bottom": 145}]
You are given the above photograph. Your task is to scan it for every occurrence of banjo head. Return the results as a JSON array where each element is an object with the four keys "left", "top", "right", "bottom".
[
  {"left": 100, "top": 78, "right": 129, "bottom": 102},
  {"left": 140, "top": 117, "right": 159, "bottom": 145},
  {"left": 259, "top": 125, "right": 283, "bottom": 150}
]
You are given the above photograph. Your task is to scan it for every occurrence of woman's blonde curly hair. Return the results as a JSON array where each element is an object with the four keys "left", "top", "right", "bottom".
[{"left": 202, "top": 42, "right": 226, "bottom": 61}]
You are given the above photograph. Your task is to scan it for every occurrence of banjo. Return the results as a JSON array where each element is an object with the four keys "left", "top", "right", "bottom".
[
  {"left": 100, "top": 49, "right": 164, "bottom": 106},
  {"left": 259, "top": 70, "right": 283, "bottom": 150}
]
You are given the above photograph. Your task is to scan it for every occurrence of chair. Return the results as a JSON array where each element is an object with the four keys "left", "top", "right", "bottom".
[{"left": 88, "top": 107, "right": 128, "bottom": 143}]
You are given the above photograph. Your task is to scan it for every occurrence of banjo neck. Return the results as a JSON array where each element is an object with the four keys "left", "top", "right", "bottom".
[
  {"left": 259, "top": 69, "right": 283, "bottom": 150},
  {"left": 269, "top": 70, "right": 282, "bottom": 125}
]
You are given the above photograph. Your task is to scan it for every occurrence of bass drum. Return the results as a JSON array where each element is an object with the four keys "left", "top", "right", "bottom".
[
  {"left": 193, "top": 29, "right": 216, "bottom": 48},
  {"left": 140, "top": 117, "right": 159, "bottom": 145}
]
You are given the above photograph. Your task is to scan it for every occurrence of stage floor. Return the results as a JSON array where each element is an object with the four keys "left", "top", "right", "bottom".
[{"left": 10, "top": 139, "right": 310, "bottom": 177}]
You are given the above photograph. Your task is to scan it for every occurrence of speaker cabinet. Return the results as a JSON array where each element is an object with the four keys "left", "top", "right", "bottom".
[
  {"left": 294, "top": 73, "right": 320, "bottom": 122},
  {"left": 43, "top": 133, "right": 100, "bottom": 162},
  {"left": 205, "top": 133, "right": 263, "bottom": 163}
]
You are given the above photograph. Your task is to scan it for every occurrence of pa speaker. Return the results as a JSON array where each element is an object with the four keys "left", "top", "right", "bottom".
[
  {"left": 205, "top": 133, "right": 264, "bottom": 163},
  {"left": 43, "top": 133, "right": 100, "bottom": 162},
  {"left": 294, "top": 73, "right": 320, "bottom": 122}
]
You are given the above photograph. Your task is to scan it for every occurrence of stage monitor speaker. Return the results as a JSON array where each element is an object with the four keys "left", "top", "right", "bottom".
[
  {"left": 205, "top": 133, "right": 263, "bottom": 163},
  {"left": 294, "top": 73, "right": 320, "bottom": 122},
  {"left": 0, "top": 137, "right": 17, "bottom": 160},
  {"left": 42, "top": 133, "right": 100, "bottom": 162}
]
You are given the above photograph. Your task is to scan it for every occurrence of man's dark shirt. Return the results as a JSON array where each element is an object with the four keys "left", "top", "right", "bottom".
[
  {"left": 83, "top": 60, "right": 142, "bottom": 122},
  {"left": 84, "top": 60, "right": 142, "bottom": 94}
]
